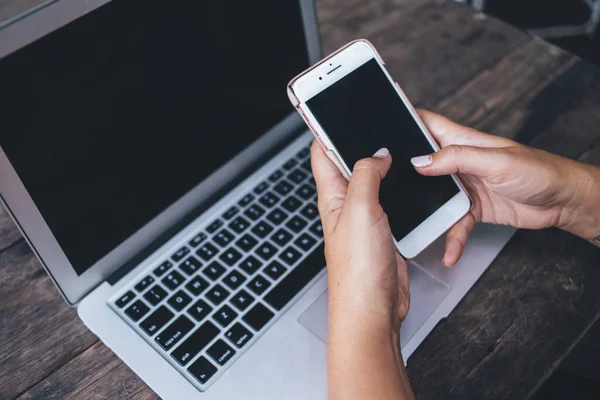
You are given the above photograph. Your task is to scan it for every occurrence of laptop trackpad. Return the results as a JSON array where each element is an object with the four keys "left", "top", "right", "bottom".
[{"left": 297, "top": 262, "right": 451, "bottom": 347}]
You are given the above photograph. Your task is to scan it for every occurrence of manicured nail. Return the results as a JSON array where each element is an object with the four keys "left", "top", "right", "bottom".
[
  {"left": 411, "top": 154, "right": 432, "bottom": 167},
  {"left": 373, "top": 147, "right": 390, "bottom": 158}
]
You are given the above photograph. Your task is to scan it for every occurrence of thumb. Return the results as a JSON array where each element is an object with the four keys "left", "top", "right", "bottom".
[
  {"left": 411, "top": 144, "right": 508, "bottom": 177},
  {"left": 344, "top": 147, "right": 392, "bottom": 208}
]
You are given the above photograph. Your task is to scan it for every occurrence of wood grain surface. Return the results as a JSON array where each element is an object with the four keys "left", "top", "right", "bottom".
[{"left": 1, "top": 0, "right": 600, "bottom": 399}]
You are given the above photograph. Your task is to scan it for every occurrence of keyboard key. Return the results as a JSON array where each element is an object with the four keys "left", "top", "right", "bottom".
[
  {"left": 197, "top": 242, "right": 219, "bottom": 261},
  {"left": 281, "top": 196, "right": 302, "bottom": 212},
  {"left": 309, "top": 220, "right": 323, "bottom": 238},
  {"left": 243, "top": 303, "right": 274, "bottom": 331},
  {"left": 265, "top": 243, "right": 325, "bottom": 310},
  {"left": 268, "top": 170, "right": 284, "bottom": 182},
  {"left": 115, "top": 291, "right": 135, "bottom": 308},
  {"left": 162, "top": 270, "right": 185, "bottom": 290},
  {"left": 213, "top": 305, "right": 238, "bottom": 327},
  {"left": 155, "top": 315, "right": 194, "bottom": 351},
  {"left": 188, "top": 356, "right": 218, "bottom": 384},
  {"left": 206, "top": 219, "right": 223, "bottom": 234},
  {"left": 271, "top": 228, "right": 293, "bottom": 246},
  {"left": 300, "top": 204, "right": 319, "bottom": 220},
  {"left": 296, "top": 184, "right": 315, "bottom": 200},
  {"left": 185, "top": 276, "right": 210, "bottom": 296},
  {"left": 140, "top": 306, "right": 174, "bottom": 336},
  {"left": 222, "top": 206, "right": 239, "bottom": 220},
  {"left": 213, "top": 229, "right": 235, "bottom": 248},
  {"left": 208, "top": 339, "right": 236, "bottom": 366},
  {"left": 144, "top": 285, "right": 168, "bottom": 306},
  {"left": 238, "top": 193, "right": 255, "bottom": 207},
  {"left": 172, "top": 246, "right": 190, "bottom": 262},
  {"left": 285, "top": 215, "right": 307, "bottom": 233},
  {"left": 288, "top": 169, "right": 308, "bottom": 184},
  {"left": 263, "top": 261, "right": 287, "bottom": 280},
  {"left": 301, "top": 159, "right": 312, "bottom": 172},
  {"left": 244, "top": 204, "right": 265, "bottom": 221},
  {"left": 125, "top": 299, "right": 150, "bottom": 322},
  {"left": 223, "top": 270, "right": 246, "bottom": 290},
  {"left": 274, "top": 180, "right": 294, "bottom": 196},
  {"left": 230, "top": 289, "right": 255, "bottom": 311},
  {"left": 202, "top": 261, "right": 226, "bottom": 281},
  {"left": 229, "top": 216, "right": 250, "bottom": 234},
  {"left": 134, "top": 276, "right": 155, "bottom": 293},
  {"left": 226, "top": 323, "right": 254, "bottom": 349},
  {"left": 259, "top": 192, "right": 280, "bottom": 208},
  {"left": 189, "top": 232, "right": 208, "bottom": 248},
  {"left": 167, "top": 290, "right": 192, "bottom": 311},
  {"left": 296, "top": 183, "right": 315, "bottom": 200},
  {"left": 239, "top": 256, "right": 263, "bottom": 275},
  {"left": 248, "top": 275, "right": 271, "bottom": 295},
  {"left": 296, "top": 147, "right": 310, "bottom": 159},
  {"left": 206, "top": 284, "right": 230, "bottom": 306},
  {"left": 251, "top": 220, "right": 274, "bottom": 238},
  {"left": 294, "top": 233, "right": 317, "bottom": 251},
  {"left": 235, "top": 234, "right": 258, "bottom": 252},
  {"left": 256, "top": 242, "right": 278, "bottom": 261},
  {"left": 180, "top": 256, "right": 202, "bottom": 276},
  {"left": 188, "top": 299, "right": 213, "bottom": 322},
  {"left": 279, "top": 246, "right": 302, "bottom": 266},
  {"left": 253, "top": 181, "right": 269, "bottom": 194},
  {"left": 266, "top": 208, "right": 288, "bottom": 225},
  {"left": 283, "top": 159, "right": 297, "bottom": 170},
  {"left": 172, "top": 321, "right": 220, "bottom": 366},
  {"left": 219, "top": 247, "right": 243, "bottom": 266},
  {"left": 153, "top": 260, "right": 173, "bottom": 277}
]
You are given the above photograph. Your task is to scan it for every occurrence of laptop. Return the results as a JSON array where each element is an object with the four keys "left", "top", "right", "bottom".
[{"left": 0, "top": 0, "right": 516, "bottom": 398}]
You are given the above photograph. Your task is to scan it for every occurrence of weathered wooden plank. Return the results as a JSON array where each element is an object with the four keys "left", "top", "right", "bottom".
[
  {"left": 433, "top": 37, "right": 574, "bottom": 133},
  {"left": 16, "top": 342, "right": 157, "bottom": 400},
  {"left": 0, "top": 241, "right": 98, "bottom": 400},
  {"left": 319, "top": 0, "right": 529, "bottom": 108},
  {"left": 0, "top": 205, "right": 22, "bottom": 252},
  {"left": 407, "top": 227, "right": 600, "bottom": 400}
]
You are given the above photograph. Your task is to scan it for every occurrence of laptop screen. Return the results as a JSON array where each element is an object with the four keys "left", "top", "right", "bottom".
[{"left": 0, "top": 0, "right": 310, "bottom": 275}]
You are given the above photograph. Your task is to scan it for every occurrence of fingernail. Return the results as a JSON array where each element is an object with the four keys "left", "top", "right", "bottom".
[
  {"left": 411, "top": 154, "right": 432, "bottom": 167},
  {"left": 373, "top": 148, "right": 390, "bottom": 158}
]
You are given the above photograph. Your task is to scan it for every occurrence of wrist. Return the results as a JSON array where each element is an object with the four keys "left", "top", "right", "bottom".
[
  {"left": 329, "top": 295, "right": 399, "bottom": 331},
  {"left": 558, "top": 162, "right": 600, "bottom": 239}
]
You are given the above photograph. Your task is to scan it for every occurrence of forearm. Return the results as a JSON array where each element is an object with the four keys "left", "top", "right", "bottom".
[
  {"left": 328, "top": 312, "right": 415, "bottom": 400},
  {"left": 559, "top": 161, "right": 600, "bottom": 247}
]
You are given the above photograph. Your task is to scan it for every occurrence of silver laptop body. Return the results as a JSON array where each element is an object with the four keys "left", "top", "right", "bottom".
[{"left": 0, "top": 1, "right": 515, "bottom": 398}]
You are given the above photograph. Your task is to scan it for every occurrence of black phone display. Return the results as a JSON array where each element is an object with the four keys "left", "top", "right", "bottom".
[{"left": 305, "top": 58, "right": 459, "bottom": 239}]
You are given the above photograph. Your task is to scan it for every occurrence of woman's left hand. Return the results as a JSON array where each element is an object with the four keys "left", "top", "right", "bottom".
[
  {"left": 312, "top": 140, "right": 414, "bottom": 400},
  {"left": 311, "top": 140, "right": 409, "bottom": 336}
]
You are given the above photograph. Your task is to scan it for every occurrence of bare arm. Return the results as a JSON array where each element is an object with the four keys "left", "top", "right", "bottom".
[{"left": 558, "top": 162, "right": 600, "bottom": 248}]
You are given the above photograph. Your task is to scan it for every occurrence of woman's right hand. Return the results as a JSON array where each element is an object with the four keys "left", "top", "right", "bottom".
[{"left": 412, "top": 110, "right": 600, "bottom": 266}]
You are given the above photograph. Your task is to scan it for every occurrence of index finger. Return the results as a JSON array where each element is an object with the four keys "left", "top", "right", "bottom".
[{"left": 417, "top": 109, "right": 514, "bottom": 149}]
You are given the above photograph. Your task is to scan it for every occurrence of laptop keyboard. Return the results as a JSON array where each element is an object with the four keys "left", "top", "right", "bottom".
[{"left": 109, "top": 144, "right": 326, "bottom": 390}]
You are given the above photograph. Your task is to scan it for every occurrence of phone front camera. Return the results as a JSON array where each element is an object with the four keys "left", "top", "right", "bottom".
[{"left": 319, "top": 77, "right": 322, "bottom": 80}]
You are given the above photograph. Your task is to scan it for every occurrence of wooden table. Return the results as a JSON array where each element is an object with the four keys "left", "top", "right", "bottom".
[{"left": 2, "top": 0, "right": 600, "bottom": 398}]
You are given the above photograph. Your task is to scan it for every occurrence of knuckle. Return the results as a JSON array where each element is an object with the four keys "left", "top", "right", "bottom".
[
  {"left": 447, "top": 144, "right": 465, "bottom": 159},
  {"left": 353, "top": 158, "right": 376, "bottom": 172}
]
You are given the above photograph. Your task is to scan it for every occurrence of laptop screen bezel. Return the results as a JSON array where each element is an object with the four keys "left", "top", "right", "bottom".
[{"left": 0, "top": 0, "right": 322, "bottom": 305}]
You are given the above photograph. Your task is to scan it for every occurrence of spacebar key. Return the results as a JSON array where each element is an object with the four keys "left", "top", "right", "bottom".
[{"left": 264, "top": 243, "right": 325, "bottom": 310}]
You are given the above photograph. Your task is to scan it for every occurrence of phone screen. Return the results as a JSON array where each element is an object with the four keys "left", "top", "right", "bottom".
[{"left": 305, "top": 58, "right": 459, "bottom": 239}]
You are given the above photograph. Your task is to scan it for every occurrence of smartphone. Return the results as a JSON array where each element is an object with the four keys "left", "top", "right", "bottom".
[{"left": 287, "top": 39, "right": 471, "bottom": 259}]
